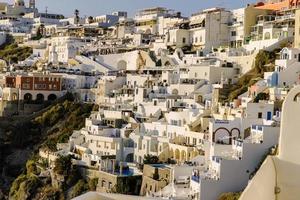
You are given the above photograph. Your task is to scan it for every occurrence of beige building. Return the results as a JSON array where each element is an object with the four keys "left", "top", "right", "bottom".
[
  {"left": 294, "top": 9, "right": 300, "bottom": 48},
  {"left": 140, "top": 164, "right": 172, "bottom": 196}
]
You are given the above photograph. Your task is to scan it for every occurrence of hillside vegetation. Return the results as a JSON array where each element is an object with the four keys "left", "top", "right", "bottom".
[
  {"left": 0, "top": 35, "right": 32, "bottom": 64},
  {"left": 0, "top": 94, "right": 97, "bottom": 199},
  {"left": 220, "top": 50, "right": 278, "bottom": 102},
  {"left": 0, "top": 43, "right": 32, "bottom": 64}
]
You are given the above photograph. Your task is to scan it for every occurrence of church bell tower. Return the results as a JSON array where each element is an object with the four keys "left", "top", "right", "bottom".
[{"left": 29, "top": 0, "right": 36, "bottom": 9}]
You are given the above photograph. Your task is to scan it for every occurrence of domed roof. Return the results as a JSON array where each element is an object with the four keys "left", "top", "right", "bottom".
[{"left": 84, "top": 148, "right": 92, "bottom": 154}]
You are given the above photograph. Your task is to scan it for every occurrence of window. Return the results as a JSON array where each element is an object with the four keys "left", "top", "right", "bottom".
[
  {"left": 193, "top": 138, "right": 197, "bottom": 145},
  {"left": 35, "top": 84, "right": 46, "bottom": 90},
  {"left": 101, "top": 180, "right": 106, "bottom": 187},
  {"left": 182, "top": 37, "right": 186, "bottom": 44},
  {"left": 23, "top": 83, "right": 31, "bottom": 89},
  {"left": 111, "top": 143, "right": 115, "bottom": 149},
  {"left": 258, "top": 112, "right": 262, "bottom": 119},
  {"left": 231, "top": 31, "right": 237, "bottom": 36},
  {"left": 267, "top": 111, "right": 272, "bottom": 120}
]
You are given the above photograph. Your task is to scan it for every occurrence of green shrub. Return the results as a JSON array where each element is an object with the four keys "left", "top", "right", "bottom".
[
  {"left": 53, "top": 155, "right": 72, "bottom": 176},
  {"left": 221, "top": 50, "right": 277, "bottom": 102},
  {"left": 9, "top": 174, "right": 41, "bottom": 200},
  {"left": 88, "top": 178, "right": 98, "bottom": 191},
  {"left": 254, "top": 92, "right": 269, "bottom": 103},
  {"left": 69, "top": 179, "right": 88, "bottom": 198},
  {"left": 218, "top": 192, "right": 242, "bottom": 200},
  {"left": 143, "top": 155, "right": 160, "bottom": 164},
  {"left": 26, "top": 160, "right": 39, "bottom": 175},
  {"left": 38, "top": 187, "right": 62, "bottom": 200}
]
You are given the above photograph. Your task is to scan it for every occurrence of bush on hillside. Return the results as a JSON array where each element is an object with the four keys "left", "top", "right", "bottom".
[
  {"left": 9, "top": 174, "right": 41, "bottom": 200},
  {"left": 69, "top": 179, "right": 88, "bottom": 199},
  {"left": 218, "top": 192, "right": 242, "bottom": 200},
  {"left": 53, "top": 155, "right": 72, "bottom": 176},
  {"left": 88, "top": 178, "right": 98, "bottom": 191},
  {"left": 26, "top": 160, "right": 39, "bottom": 175}
]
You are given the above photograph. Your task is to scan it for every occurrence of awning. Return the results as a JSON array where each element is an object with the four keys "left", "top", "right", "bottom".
[{"left": 189, "top": 17, "right": 205, "bottom": 26}]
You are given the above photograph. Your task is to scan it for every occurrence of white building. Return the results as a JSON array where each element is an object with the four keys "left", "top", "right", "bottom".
[
  {"left": 48, "top": 36, "right": 83, "bottom": 64},
  {"left": 240, "top": 85, "right": 300, "bottom": 200},
  {"left": 264, "top": 48, "right": 300, "bottom": 87}
]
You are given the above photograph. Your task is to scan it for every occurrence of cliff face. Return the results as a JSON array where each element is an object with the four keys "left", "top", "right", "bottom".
[{"left": 0, "top": 95, "right": 96, "bottom": 199}]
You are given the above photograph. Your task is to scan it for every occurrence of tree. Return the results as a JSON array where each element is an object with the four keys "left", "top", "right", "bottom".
[
  {"left": 88, "top": 178, "right": 98, "bottom": 191},
  {"left": 53, "top": 155, "right": 72, "bottom": 176},
  {"left": 143, "top": 155, "right": 160, "bottom": 164},
  {"left": 33, "top": 24, "right": 44, "bottom": 40},
  {"left": 88, "top": 16, "right": 94, "bottom": 24},
  {"left": 69, "top": 179, "right": 88, "bottom": 198},
  {"left": 254, "top": 92, "right": 269, "bottom": 103},
  {"left": 74, "top": 9, "right": 80, "bottom": 26},
  {"left": 26, "top": 160, "right": 39, "bottom": 175}
]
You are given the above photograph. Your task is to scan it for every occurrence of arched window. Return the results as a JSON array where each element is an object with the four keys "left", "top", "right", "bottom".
[{"left": 264, "top": 32, "right": 271, "bottom": 40}]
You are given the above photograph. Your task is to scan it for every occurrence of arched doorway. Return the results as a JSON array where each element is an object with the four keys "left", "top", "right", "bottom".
[
  {"left": 117, "top": 60, "right": 127, "bottom": 70},
  {"left": 48, "top": 94, "right": 57, "bottom": 101},
  {"left": 36, "top": 93, "right": 44, "bottom": 103},
  {"left": 231, "top": 128, "right": 241, "bottom": 140},
  {"left": 175, "top": 149, "right": 180, "bottom": 160},
  {"left": 24, "top": 93, "right": 32, "bottom": 103},
  {"left": 172, "top": 89, "right": 179, "bottom": 95},
  {"left": 213, "top": 127, "right": 232, "bottom": 144},
  {"left": 264, "top": 32, "right": 271, "bottom": 40},
  {"left": 164, "top": 61, "right": 171, "bottom": 67},
  {"left": 12, "top": 93, "right": 18, "bottom": 101}
]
